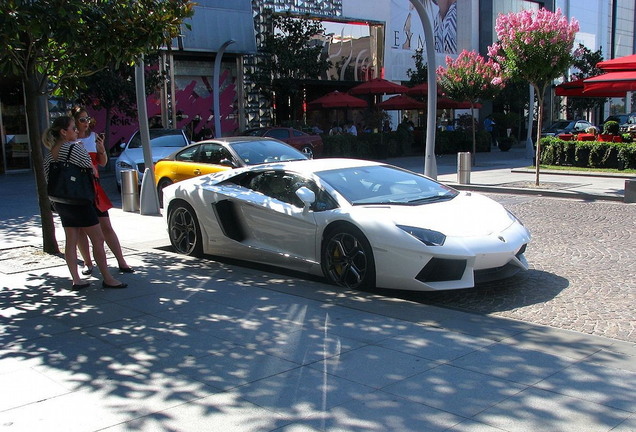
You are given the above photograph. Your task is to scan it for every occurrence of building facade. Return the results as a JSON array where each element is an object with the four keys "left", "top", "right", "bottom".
[{"left": 1, "top": 0, "right": 634, "bottom": 173}]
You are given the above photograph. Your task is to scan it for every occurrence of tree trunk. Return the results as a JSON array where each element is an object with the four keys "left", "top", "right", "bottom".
[
  {"left": 24, "top": 74, "right": 60, "bottom": 254},
  {"left": 534, "top": 86, "right": 544, "bottom": 186}
]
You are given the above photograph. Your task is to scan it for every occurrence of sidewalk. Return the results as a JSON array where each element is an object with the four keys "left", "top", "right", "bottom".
[{"left": 1, "top": 152, "right": 635, "bottom": 431}]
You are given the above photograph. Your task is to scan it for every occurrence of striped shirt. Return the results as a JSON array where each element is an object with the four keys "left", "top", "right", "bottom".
[
  {"left": 434, "top": 2, "right": 457, "bottom": 54},
  {"left": 44, "top": 141, "right": 94, "bottom": 182}
]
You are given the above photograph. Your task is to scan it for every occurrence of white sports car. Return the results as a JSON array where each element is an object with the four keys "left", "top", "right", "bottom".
[{"left": 163, "top": 158, "right": 531, "bottom": 291}]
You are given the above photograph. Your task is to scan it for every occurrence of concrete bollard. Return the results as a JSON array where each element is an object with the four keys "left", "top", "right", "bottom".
[
  {"left": 457, "top": 152, "right": 471, "bottom": 185},
  {"left": 625, "top": 179, "right": 636, "bottom": 203}
]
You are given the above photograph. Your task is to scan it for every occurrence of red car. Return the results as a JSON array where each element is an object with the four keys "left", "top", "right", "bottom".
[{"left": 244, "top": 127, "right": 323, "bottom": 158}]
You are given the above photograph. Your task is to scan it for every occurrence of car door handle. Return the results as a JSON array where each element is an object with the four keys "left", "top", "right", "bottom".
[{"left": 194, "top": 169, "right": 202, "bottom": 175}]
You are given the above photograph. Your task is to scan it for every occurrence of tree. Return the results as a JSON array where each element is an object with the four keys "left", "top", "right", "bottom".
[
  {"left": 406, "top": 49, "right": 428, "bottom": 86},
  {"left": 74, "top": 55, "right": 166, "bottom": 152},
  {"left": 0, "top": 1, "right": 193, "bottom": 254},
  {"left": 566, "top": 44, "right": 605, "bottom": 118},
  {"left": 251, "top": 12, "right": 330, "bottom": 125},
  {"left": 488, "top": 8, "right": 579, "bottom": 185},
  {"left": 437, "top": 50, "right": 505, "bottom": 160}
]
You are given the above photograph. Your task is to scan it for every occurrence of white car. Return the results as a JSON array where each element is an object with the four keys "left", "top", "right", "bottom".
[
  {"left": 114, "top": 128, "right": 190, "bottom": 190},
  {"left": 163, "top": 158, "right": 531, "bottom": 291}
]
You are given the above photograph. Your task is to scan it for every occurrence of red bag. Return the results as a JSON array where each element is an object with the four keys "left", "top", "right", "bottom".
[{"left": 94, "top": 178, "right": 113, "bottom": 212}]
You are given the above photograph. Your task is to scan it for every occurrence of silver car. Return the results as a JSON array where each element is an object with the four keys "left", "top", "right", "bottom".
[{"left": 114, "top": 129, "right": 189, "bottom": 191}]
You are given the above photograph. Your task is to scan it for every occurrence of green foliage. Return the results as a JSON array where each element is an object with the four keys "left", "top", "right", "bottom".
[
  {"left": 603, "top": 121, "right": 620, "bottom": 135},
  {"left": 406, "top": 49, "right": 428, "bottom": 86},
  {"left": 0, "top": 0, "right": 194, "bottom": 93},
  {"left": 539, "top": 138, "right": 636, "bottom": 169},
  {"left": 251, "top": 12, "right": 330, "bottom": 104},
  {"left": 435, "top": 130, "right": 491, "bottom": 154}
]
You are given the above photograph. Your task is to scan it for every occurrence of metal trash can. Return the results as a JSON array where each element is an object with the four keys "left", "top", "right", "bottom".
[
  {"left": 457, "top": 152, "right": 471, "bottom": 185},
  {"left": 121, "top": 169, "right": 139, "bottom": 212}
]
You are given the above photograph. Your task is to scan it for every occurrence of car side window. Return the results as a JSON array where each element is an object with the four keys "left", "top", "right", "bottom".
[
  {"left": 175, "top": 146, "right": 198, "bottom": 162},
  {"left": 198, "top": 143, "right": 232, "bottom": 164},
  {"left": 293, "top": 130, "right": 304, "bottom": 137},
  {"left": 244, "top": 171, "right": 336, "bottom": 210},
  {"left": 267, "top": 129, "right": 290, "bottom": 140}
]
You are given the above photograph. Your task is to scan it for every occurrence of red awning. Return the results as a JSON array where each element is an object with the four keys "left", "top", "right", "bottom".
[
  {"left": 583, "top": 71, "right": 636, "bottom": 94},
  {"left": 596, "top": 54, "right": 636, "bottom": 71},
  {"left": 555, "top": 78, "right": 626, "bottom": 98}
]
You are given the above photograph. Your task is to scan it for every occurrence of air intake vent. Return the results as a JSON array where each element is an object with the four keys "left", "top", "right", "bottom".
[{"left": 416, "top": 258, "right": 466, "bottom": 283}]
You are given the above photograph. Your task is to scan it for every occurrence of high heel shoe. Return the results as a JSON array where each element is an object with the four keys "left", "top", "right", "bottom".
[
  {"left": 102, "top": 281, "right": 128, "bottom": 289},
  {"left": 118, "top": 266, "right": 135, "bottom": 273}
]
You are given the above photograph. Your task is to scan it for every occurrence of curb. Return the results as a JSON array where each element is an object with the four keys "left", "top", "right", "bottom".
[{"left": 446, "top": 182, "right": 627, "bottom": 202}]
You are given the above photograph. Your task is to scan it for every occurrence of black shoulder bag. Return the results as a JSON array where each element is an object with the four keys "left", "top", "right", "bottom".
[{"left": 47, "top": 143, "right": 96, "bottom": 205}]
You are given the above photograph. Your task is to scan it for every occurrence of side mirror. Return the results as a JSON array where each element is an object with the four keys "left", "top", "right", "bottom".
[
  {"left": 219, "top": 158, "right": 237, "bottom": 168},
  {"left": 295, "top": 186, "right": 315, "bottom": 212}
]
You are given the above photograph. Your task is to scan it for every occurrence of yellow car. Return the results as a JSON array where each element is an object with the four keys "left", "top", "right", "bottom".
[{"left": 154, "top": 136, "right": 309, "bottom": 204}]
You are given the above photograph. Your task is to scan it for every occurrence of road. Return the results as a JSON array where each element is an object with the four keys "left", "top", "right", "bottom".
[{"left": 386, "top": 193, "right": 636, "bottom": 343}]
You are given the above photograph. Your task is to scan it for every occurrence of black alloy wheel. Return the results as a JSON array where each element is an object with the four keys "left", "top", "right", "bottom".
[
  {"left": 321, "top": 225, "right": 375, "bottom": 289},
  {"left": 168, "top": 202, "right": 203, "bottom": 257}
]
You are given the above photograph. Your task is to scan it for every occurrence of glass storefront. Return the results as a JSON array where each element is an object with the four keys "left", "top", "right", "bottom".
[{"left": 0, "top": 78, "right": 30, "bottom": 174}]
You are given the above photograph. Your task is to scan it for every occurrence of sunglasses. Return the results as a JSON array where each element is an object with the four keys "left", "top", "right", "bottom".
[{"left": 78, "top": 116, "right": 91, "bottom": 124}]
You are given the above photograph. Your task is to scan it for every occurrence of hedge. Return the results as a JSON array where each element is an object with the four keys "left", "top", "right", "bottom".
[
  {"left": 321, "top": 128, "right": 491, "bottom": 159},
  {"left": 539, "top": 137, "right": 636, "bottom": 170}
]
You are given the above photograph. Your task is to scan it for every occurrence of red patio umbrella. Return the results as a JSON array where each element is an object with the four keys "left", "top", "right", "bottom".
[
  {"left": 596, "top": 54, "right": 636, "bottom": 71},
  {"left": 377, "top": 94, "right": 426, "bottom": 110},
  {"left": 349, "top": 78, "right": 409, "bottom": 95},
  {"left": 405, "top": 83, "right": 443, "bottom": 96},
  {"left": 583, "top": 71, "right": 636, "bottom": 94},
  {"left": 556, "top": 78, "right": 626, "bottom": 98},
  {"left": 307, "top": 91, "right": 368, "bottom": 109}
]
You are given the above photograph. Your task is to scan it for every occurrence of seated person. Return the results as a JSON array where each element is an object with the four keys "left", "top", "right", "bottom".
[{"left": 577, "top": 126, "right": 598, "bottom": 141}]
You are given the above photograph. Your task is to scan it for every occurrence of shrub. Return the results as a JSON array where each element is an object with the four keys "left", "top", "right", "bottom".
[{"left": 603, "top": 120, "right": 620, "bottom": 135}]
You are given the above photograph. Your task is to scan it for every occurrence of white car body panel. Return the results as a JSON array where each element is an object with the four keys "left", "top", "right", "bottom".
[{"left": 163, "top": 159, "right": 531, "bottom": 291}]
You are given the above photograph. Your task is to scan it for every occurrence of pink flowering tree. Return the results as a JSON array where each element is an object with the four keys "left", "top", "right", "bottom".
[
  {"left": 437, "top": 50, "right": 505, "bottom": 160},
  {"left": 489, "top": 8, "right": 579, "bottom": 184}
]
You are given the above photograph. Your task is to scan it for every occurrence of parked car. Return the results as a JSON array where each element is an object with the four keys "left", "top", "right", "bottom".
[
  {"left": 602, "top": 113, "right": 636, "bottom": 133},
  {"left": 163, "top": 158, "right": 531, "bottom": 291},
  {"left": 541, "top": 119, "right": 594, "bottom": 137},
  {"left": 154, "top": 136, "right": 308, "bottom": 204},
  {"left": 115, "top": 129, "right": 190, "bottom": 190},
  {"left": 243, "top": 127, "right": 323, "bottom": 158}
]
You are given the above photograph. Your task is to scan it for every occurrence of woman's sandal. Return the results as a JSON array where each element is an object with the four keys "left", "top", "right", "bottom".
[
  {"left": 118, "top": 267, "right": 135, "bottom": 273},
  {"left": 71, "top": 282, "right": 91, "bottom": 291},
  {"left": 102, "top": 281, "right": 128, "bottom": 289},
  {"left": 81, "top": 266, "right": 94, "bottom": 276}
]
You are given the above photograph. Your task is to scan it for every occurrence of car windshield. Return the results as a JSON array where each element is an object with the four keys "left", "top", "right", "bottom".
[
  {"left": 127, "top": 130, "right": 187, "bottom": 149},
  {"left": 543, "top": 121, "right": 572, "bottom": 132},
  {"left": 317, "top": 165, "right": 458, "bottom": 205},
  {"left": 229, "top": 140, "right": 308, "bottom": 165}
]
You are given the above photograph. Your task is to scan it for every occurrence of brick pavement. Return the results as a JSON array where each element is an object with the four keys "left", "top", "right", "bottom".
[{"left": 398, "top": 194, "right": 636, "bottom": 342}]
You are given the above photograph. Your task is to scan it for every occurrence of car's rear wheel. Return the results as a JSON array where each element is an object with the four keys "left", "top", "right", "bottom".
[
  {"left": 321, "top": 225, "right": 375, "bottom": 289},
  {"left": 168, "top": 201, "right": 203, "bottom": 257},
  {"left": 300, "top": 145, "right": 314, "bottom": 159},
  {"left": 157, "top": 178, "right": 173, "bottom": 208}
]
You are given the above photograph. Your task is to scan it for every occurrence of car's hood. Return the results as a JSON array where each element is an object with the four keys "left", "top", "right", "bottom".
[
  {"left": 118, "top": 147, "right": 179, "bottom": 164},
  {"left": 353, "top": 192, "right": 517, "bottom": 237}
]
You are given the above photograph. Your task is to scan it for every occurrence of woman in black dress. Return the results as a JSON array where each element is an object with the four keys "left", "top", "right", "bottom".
[{"left": 43, "top": 116, "right": 127, "bottom": 291}]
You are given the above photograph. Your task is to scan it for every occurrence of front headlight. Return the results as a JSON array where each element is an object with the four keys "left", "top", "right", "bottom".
[{"left": 397, "top": 225, "right": 446, "bottom": 246}]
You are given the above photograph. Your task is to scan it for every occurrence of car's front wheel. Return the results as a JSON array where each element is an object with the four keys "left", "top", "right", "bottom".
[
  {"left": 300, "top": 145, "right": 314, "bottom": 159},
  {"left": 168, "top": 201, "right": 203, "bottom": 257},
  {"left": 157, "top": 178, "right": 173, "bottom": 207},
  {"left": 321, "top": 225, "right": 375, "bottom": 289}
]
